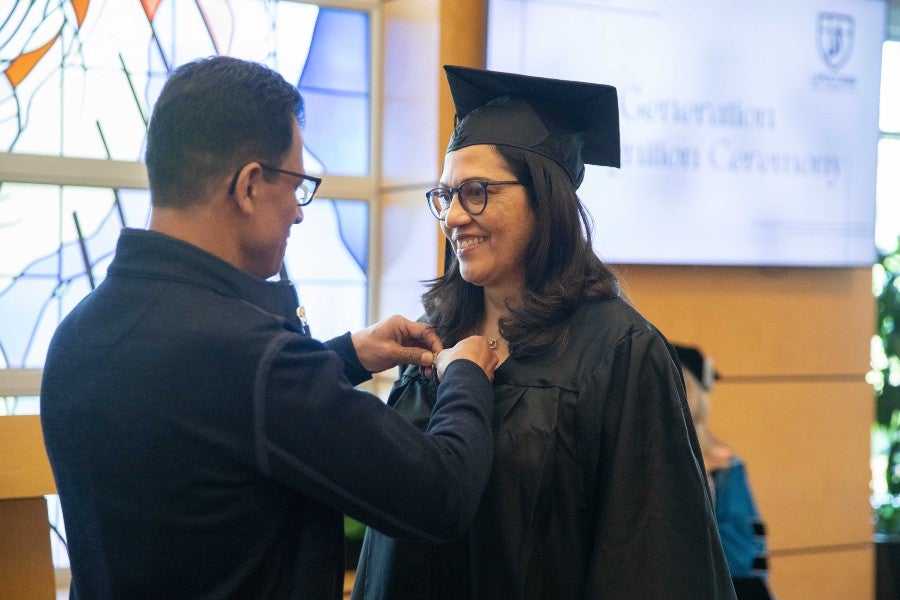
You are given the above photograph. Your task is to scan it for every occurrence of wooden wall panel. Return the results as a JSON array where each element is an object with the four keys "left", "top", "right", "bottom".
[
  {"left": 769, "top": 548, "right": 873, "bottom": 600},
  {"left": 0, "top": 498, "right": 55, "bottom": 599},
  {"left": 710, "top": 380, "right": 872, "bottom": 551},
  {"left": 0, "top": 416, "right": 57, "bottom": 599},
  {"left": 614, "top": 264, "right": 874, "bottom": 600},
  {"left": 0, "top": 415, "right": 55, "bottom": 499},
  {"left": 614, "top": 265, "right": 873, "bottom": 377}
]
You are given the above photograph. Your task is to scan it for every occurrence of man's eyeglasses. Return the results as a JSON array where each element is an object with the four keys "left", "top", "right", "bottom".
[
  {"left": 425, "top": 180, "right": 523, "bottom": 220},
  {"left": 228, "top": 163, "right": 322, "bottom": 206}
]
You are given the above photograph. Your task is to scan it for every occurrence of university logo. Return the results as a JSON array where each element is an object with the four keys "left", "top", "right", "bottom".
[{"left": 817, "top": 12, "right": 854, "bottom": 70}]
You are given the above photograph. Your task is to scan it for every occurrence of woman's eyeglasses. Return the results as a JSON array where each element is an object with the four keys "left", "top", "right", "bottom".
[{"left": 425, "top": 180, "right": 523, "bottom": 220}]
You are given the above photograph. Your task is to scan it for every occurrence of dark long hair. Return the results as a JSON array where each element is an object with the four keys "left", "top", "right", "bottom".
[{"left": 423, "top": 145, "right": 622, "bottom": 358}]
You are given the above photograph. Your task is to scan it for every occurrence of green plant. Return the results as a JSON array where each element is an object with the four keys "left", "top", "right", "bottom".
[
  {"left": 344, "top": 515, "right": 366, "bottom": 541},
  {"left": 872, "top": 237, "right": 900, "bottom": 535},
  {"left": 875, "top": 411, "right": 900, "bottom": 535}
]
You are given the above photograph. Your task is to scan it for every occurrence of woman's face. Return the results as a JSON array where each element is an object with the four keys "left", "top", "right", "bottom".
[
  {"left": 439, "top": 144, "right": 536, "bottom": 294},
  {"left": 682, "top": 369, "right": 709, "bottom": 425}
]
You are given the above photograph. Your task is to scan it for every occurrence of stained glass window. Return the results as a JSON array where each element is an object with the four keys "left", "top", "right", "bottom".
[
  {"left": 0, "top": 1, "right": 373, "bottom": 378},
  {"left": 1, "top": 0, "right": 376, "bottom": 574},
  {"left": 285, "top": 198, "right": 369, "bottom": 339}
]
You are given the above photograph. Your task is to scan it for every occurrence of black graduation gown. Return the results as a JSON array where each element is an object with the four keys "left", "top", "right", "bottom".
[{"left": 353, "top": 296, "right": 736, "bottom": 600}]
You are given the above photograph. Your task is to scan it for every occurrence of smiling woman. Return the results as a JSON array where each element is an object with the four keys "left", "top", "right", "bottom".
[
  {"left": 436, "top": 150, "right": 535, "bottom": 328},
  {"left": 352, "top": 65, "right": 736, "bottom": 600}
]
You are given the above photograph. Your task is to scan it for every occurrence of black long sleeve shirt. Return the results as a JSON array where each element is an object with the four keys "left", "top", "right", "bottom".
[{"left": 40, "top": 228, "right": 494, "bottom": 599}]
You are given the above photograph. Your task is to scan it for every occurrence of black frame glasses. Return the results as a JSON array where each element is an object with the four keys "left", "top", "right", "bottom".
[
  {"left": 228, "top": 163, "right": 322, "bottom": 206},
  {"left": 425, "top": 180, "right": 523, "bottom": 220}
]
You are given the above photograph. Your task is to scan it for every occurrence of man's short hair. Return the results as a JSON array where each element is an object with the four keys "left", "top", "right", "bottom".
[{"left": 145, "top": 56, "right": 304, "bottom": 208}]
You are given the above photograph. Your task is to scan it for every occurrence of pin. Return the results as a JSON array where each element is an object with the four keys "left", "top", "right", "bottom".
[{"left": 296, "top": 306, "right": 309, "bottom": 334}]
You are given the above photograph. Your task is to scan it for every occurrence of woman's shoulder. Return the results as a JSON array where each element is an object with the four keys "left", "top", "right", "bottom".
[
  {"left": 575, "top": 295, "right": 654, "bottom": 328},
  {"left": 568, "top": 296, "right": 665, "bottom": 353}
]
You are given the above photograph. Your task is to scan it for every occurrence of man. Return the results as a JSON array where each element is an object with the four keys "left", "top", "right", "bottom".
[{"left": 40, "top": 55, "right": 498, "bottom": 599}]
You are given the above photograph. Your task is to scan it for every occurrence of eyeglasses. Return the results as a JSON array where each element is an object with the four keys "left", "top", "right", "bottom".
[
  {"left": 425, "top": 180, "right": 523, "bottom": 220},
  {"left": 228, "top": 163, "right": 322, "bottom": 206}
]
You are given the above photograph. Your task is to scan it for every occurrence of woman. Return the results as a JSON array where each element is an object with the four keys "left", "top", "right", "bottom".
[
  {"left": 352, "top": 66, "right": 736, "bottom": 599},
  {"left": 674, "top": 345, "right": 775, "bottom": 600}
]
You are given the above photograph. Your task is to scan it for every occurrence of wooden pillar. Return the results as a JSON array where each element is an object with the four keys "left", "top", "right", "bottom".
[{"left": 436, "top": 0, "right": 487, "bottom": 273}]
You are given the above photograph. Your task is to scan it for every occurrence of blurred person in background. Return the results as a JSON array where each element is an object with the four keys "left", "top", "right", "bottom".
[{"left": 674, "top": 344, "right": 775, "bottom": 600}]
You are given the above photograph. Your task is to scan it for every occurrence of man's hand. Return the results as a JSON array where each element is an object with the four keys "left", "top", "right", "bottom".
[
  {"left": 435, "top": 336, "right": 499, "bottom": 382},
  {"left": 351, "top": 315, "right": 444, "bottom": 373}
]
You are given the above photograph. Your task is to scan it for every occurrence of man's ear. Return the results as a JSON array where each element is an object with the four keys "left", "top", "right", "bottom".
[{"left": 231, "top": 163, "right": 264, "bottom": 215}]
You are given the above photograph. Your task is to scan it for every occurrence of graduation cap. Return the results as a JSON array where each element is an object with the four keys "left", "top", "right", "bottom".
[
  {"left": 672, "top": 344, "right": 720, "bottom": 392},
  {"left": 444, "top": 65, "right": 621, "bottom": 188}
]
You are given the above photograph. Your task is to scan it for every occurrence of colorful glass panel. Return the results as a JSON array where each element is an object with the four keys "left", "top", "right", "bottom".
[
  {"left": 284, "top": 199, "right": 369, "bottom": 339},
  {"left": 0, "top": 1, "right": 371, "bottom": 371}
]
